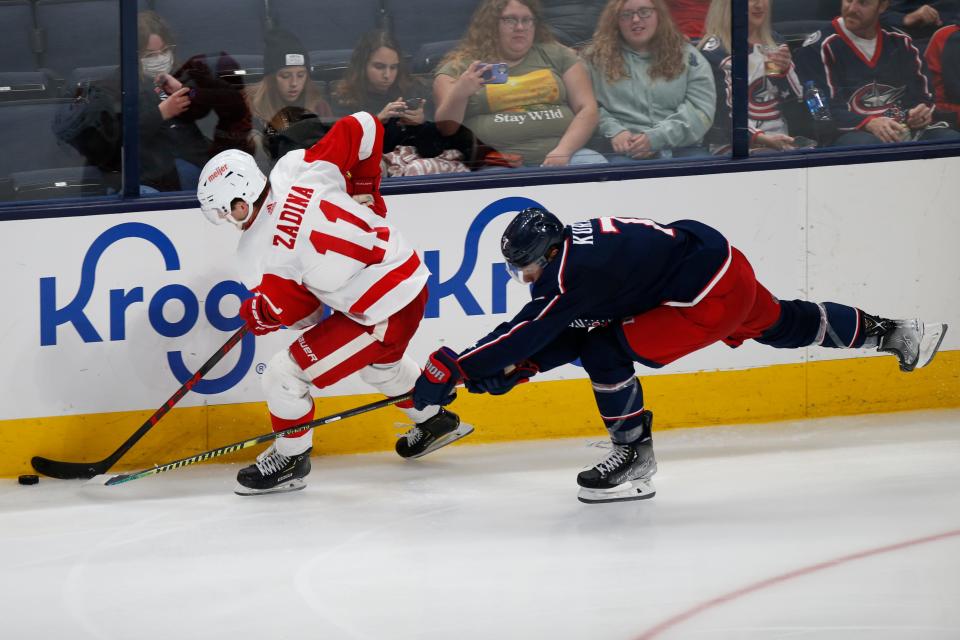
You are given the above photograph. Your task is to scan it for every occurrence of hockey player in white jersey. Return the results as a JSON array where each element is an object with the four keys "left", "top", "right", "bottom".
[{"left": 196, "top": 111, "right": 473, "bottom": 495}]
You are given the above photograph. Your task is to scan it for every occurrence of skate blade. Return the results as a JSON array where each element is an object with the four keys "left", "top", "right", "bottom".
[
  {"left": 406, "top": 422, "right": 475, "bottom": 459},
  {"left": 234, "top": 478, "right": 306, "bottom": 496},
  {"left": 915, "top": 323, "right": 948, "bottom": 370},
  {"left": 577, "top": 479, "right": 655, "bottom": 504}
]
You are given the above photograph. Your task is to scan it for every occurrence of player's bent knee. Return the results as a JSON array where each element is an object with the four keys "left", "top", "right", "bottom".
[
  {"left": 580, "top": 327, "right": 636, "bottom": 385},
  {"left": 262, "top": 350, "right": 314, "bottom": 418},
  {"left": 359, "top": 355, "right": 419, "bottom": 397}
]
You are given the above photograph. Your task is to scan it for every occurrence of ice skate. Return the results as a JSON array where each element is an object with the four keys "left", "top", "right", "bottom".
[
  {"left": 235, "top": 444, "right": 311, "bottom": 496},
  {"left": 577, "top": 410, "right": 657, "bottom": 504},
  {"left": 396, "top": 408, "right": 474, "bottom": 459},
  {"left": 877, "top": 319, "right": 948, "bottom": 372}
]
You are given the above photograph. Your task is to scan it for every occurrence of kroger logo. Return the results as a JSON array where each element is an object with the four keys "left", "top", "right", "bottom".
[
  {"left": 37, "top": 196, "right": 542, "bottom": 394},
  {"left": 424, "top": 195, "right": 543, "bottom": 318},
  {"left": 39, "top": 222, "right": 254, "bottom": 394}
]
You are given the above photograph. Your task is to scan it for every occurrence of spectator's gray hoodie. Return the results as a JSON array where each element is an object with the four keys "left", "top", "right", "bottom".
[{"left": 587, "top": 42, "right": 716, "bottom": 152}]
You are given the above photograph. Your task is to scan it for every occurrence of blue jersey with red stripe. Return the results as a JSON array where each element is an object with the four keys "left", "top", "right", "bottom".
[
  {"left": 795, "top": 18, "right": 932, "bottom": 131},
  {"left": 456, "top": 217, "right": 731, "bottom": 378}
]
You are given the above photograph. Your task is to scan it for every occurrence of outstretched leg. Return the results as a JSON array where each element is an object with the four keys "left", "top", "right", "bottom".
[{"left": 754, "top": 299, "right": 948, "bottom": 371}]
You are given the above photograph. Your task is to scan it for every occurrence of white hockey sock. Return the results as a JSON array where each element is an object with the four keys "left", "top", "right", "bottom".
[
  {"left": 402, "top": 404, "right": 440, "bottom": 425},
  {"left": 275, "top": 430, "right": 313, "bottom": 456}
]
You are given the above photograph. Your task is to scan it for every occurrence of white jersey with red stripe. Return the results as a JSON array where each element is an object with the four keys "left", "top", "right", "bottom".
[{"left": 237, "top": 112, "right": 429, "bottom": 327}]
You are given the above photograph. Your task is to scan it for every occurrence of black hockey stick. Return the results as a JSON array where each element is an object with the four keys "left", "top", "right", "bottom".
[
  {"left": 32, "top": 326, "right": 249, "bottom": 480},
  {"left": 100, "top": 392, "right": 412, "bottom": 486}
]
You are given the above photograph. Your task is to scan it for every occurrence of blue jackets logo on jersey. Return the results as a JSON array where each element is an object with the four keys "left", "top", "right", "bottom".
[
  {"left": 38, "top": 222, "right": 254, "bottom": 394},
  {"left": 849, "top": 82, "right": 907, "bottom": 115}
]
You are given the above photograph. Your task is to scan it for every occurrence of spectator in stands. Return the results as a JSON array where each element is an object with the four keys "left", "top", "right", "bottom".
[
  {"left": 584, "top": 0, "right": 716, "bottom": 160},
  {"left": 155, "top": 52, "right": 253, "bottom": 161},
  {"left": 881, "top": 1, "right": 960, "bottom": 51},
  {"left": 55, "top": 11, "right": 249, "bottom": 193},
  {"left": 331, "top": 30, "right": 445, "bottom": 159},
  {"left": 795, "top": 0, "right": 960, "bottom": 146},
  {"left": 667, "top": 0, "right": 711, "bottom": 40},
  {"left": 925, "top": 24, "right": 960, "bottom": 126},
  {"left": 137, "top": 10, "right": 216, "bottom": 191},
  {"left": 245, "top": 29, "right": 333, "bottom": 169},
  {"left": 540, "top": 0, "right": 609, "bottom": 48},
  {"left": 433, "top": 0, "right": 606, "bottom": 168},
  {"left": 699, "top": 0, "right": 804, "bottom": 153}
]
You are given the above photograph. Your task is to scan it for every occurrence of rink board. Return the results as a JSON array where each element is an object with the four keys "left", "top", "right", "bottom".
[{"left": 1, "top": 158, "right": 958, "bottom": 475}]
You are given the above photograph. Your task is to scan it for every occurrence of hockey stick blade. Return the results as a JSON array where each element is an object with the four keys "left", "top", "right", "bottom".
[
  {"left": 31, "top": 326, "right": 249, "bottom": 480},
  {"left": 101, "top": 392, "right": 413, "bottom": 487}
]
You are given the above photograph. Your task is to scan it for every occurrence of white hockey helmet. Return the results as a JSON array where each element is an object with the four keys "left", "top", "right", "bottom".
[{"left": 197, "top": 149, "right": 267, "bottom": 228}]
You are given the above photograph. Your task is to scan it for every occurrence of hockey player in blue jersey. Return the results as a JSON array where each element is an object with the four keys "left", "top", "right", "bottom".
[
  {"left": 411, "top": 207, "right": 948, "bottom": 503},
  {"left": 795, "top": 0, "right": 960, "bottom": 145}
]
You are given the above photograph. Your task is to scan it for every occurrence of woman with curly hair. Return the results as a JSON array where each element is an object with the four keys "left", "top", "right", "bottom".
[
  {"left": 331, "top": 30, "right": 443, "bottom": 158},
  {"left": 584, "top": 0, "right": 715, "bottom": 160},
  {"left": 433, "top": 0, "right": 605, "bottom": 167}
]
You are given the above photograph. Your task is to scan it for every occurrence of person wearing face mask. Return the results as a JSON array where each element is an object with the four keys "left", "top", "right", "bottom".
[
  {"left": 135, "top": 10, "right": 213, "bottom": 192},
  {"left": 245, "top": 29, "right": 333, "bottom": 170},
  {"left": 331, "top": 30, "right": 445, "bottom": 159}
]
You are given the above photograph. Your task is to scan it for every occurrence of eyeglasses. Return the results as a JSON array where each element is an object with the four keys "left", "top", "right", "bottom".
[
  {"left": 618, "top": 8, "right": 657, "bottom": 21},
  {"left": 500, "top": 16, "right": 536, "bottom": 29},
  {"left": 141, "top": 45, "right": 176, "bottom": 60}
]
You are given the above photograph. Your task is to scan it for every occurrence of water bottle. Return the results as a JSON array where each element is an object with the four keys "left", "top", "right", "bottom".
[{"left": 803, "top": 81, "right": 831, "bottom": 121}]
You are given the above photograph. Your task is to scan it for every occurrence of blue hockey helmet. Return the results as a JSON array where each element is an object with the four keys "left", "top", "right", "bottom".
[{"left": 501, "top": 207, "right": 565, "bottom": 282}]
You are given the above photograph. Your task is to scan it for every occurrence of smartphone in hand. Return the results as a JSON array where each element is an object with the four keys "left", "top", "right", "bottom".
[
  {"left": 404, "top": 97, "right": 425, "bottom": 110},
  {"left": 481, "top": 63, "right": 508, "bottom": 84}
]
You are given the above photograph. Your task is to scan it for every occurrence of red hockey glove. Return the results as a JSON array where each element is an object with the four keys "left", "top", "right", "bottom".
[
  {"left": 412, "top": 347, "right": 463, "bottom": 410},
  {"left": 239, "top": 294, "right": 283, "bottom": 336},
  {"left": 464, "top": 360, "right": 538, "bottom": 396}
]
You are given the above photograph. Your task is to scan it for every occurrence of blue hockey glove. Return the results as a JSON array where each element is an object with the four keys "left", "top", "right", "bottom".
[
  {"left": 464, "top": 360, "right": 538, "bottom": 396},
  {"left": 413, "top": 347, "right": 463, "bottom": 410}
]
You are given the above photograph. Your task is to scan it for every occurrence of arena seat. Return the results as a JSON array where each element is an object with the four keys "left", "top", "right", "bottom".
[
  {"left": 772, "top": 0, "right": 837, "bottom": 23},
  {"left": 35, "top": 0, "right": 120, "bottom": 79},
  {"left": 10, "top": 166, "right": 109, "bottom": 201},
  {"left": 387, "top": 0, "right": 474, "bottom": 64},
  {"left": 65, "top": 65, "right": 117, "bottom": 92},
  {"left": 270, "top": 0, "right": 382, "bottom": 52},
  {"left": 0, "top": 71, "right": 57, "bottom": 101},
  {"left": 152, "top": 0, "right": 267, "bottom": 58},
  {"left": 410, "top": 39, "right": 459, "bottom": 75},
  {"left": 773, "top": 20, "right": 834, "bottom": 50},
  {"left": 308, "top": 48, "right": 354, "bottom": 81},
  {"left": 0, "top": 1, "right": 38, "bottom": 72},
  {"left": 0, "top": 100, "right": 91, "bottom": 191}
]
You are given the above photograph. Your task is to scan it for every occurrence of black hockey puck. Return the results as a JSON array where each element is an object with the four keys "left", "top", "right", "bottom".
[{"left": 18, "top": 474, "right": 39, "bottom": 485}]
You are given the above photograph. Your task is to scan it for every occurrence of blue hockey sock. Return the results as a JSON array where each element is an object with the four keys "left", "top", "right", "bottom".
[
  {"left": 592, "top": 377, "right": 649, "bottom": 444},
  {"left": 757, "top": 300, "right": 868, "bottom": 349}
]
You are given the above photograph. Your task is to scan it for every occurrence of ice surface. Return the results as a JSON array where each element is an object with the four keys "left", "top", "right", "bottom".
[{"left": 2, "top": 410, "right": 959, "bottom": 639}]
